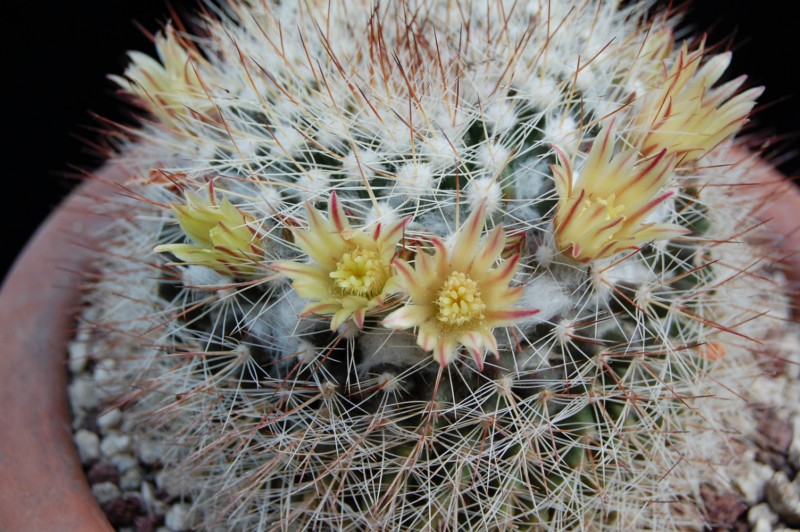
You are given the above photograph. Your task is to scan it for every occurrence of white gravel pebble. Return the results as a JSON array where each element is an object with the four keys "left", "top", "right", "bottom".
[
  {"left": 765, "top": 471, "right": 800, "bottom": 526},
  {"left": 752, "top": 518, "right": 773, "bottom": 532},
  {"left": 68, "top": 377, "right": 98, "bottom": 415},
  {"left": 156, "top": 470, "right": 190, "bottom": 498},
  {"left": 110, "top": 452, "right": 138, "bottom": 473},
  {"left": 120, "top": 467, "right": 143, "bottom": 491},
  {"left": 101, "top": 433, "right": 132, "bottom": 457},
  {"left": 92, "top": 481, "right": 121, "bottom": 505},
  {"left": 789, "top": 415, "right": 800, "bottom": 469},
  {"left": 97, "top": 408, "right": 123, "bottom": 433},
  {"left": 93, "top": 359, "right": 124, "bottom": 397},
  {"left": 68, "top": 340, "right": 89, "bottom": 374},
  {"left": 141, "top": 481, "right": 167, "bottom": 516},
  {"left": 138, "top": 438, "right": 165, "bottom": 466},
  {"left": 165, "top": 502, "right": 194, "bottom": 531},
  {"left": 749, "top": 503, "right": 779, "bottom": 526},
  {"left": 73, "top": 429, "right": 100, "bottom": 464},
  {"left": 734, "top": 460, "right": 775, "bottom": 504}
]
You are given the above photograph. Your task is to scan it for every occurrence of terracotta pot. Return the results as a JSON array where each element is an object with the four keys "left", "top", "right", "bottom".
[
  {"left": 738, "top": 156, "right": 800, "bottom": 308},
  {"left": 0, "top": 160, "right": 797, "bottom": 531},
  {"left": 0, "top": 174, "right": 117, "bottom": 531}
]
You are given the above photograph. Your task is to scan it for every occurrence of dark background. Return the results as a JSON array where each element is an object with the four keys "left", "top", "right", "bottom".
[{"left": 3, "top": 1, "right": 798, "bottom": 283}]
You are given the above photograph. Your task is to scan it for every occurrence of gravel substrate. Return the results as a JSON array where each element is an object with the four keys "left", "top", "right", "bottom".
[
  {"left": 68, "top": 331, "right": 196, "bottom": 532},
  {"left": 702, "top": 405, "right": 800, "bottom": 531}
]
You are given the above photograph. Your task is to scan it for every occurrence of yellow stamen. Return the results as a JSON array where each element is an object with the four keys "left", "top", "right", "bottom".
[
  {"left": 330, "top": 247, "right": 386, "bottom": 298},
  {"left": 584, "top": 193, "right": 626, "bottom": 222},
  {"left": 435, "top": 272, "right": 486, "bottom": 327}
]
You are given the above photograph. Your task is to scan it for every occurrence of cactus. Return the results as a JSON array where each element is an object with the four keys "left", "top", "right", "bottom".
[{"left": 80, "top": 1, "right": 798, "bottom": 529}]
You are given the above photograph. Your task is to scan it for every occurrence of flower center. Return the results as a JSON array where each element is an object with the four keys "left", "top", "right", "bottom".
[
  {"left": 330, "top": 247, "right": 386, "bottom": 298},
  {"left": 435, "top": 272, "right": 486, "bottom": 327},
  {"left": 583, "top": 193, "right": 626, "bottom": 222}
]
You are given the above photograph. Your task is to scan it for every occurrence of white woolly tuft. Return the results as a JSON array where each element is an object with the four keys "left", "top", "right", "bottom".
[
  {"left": 518, "top": 273, "right": 575, "bottom": 325},
  {"left": 336, "top": 320, "right": 361, "bottom": 340},
  {"left": 364, "top": 201, "right": 399, "bottom": 227},
  {"left": 465, "top": 176, "right": 503, "bottom": 215},
  {"left": 542, "top": 114, "right": 580, "bottom": 151},
  {"left": 521, "top": 75, "right": 563, "bottom": 109},
  {"left": 181, "top": 266, "right": 231, "bottom": 289},
  {"left": 484, "top": 99, "right": 518, "bottom": 136},
  {"left": 341, "top": 148, "right": 383, "bottom": 183},
  {"left": 255, "top": 184, "right": 284, "bottom": 215},
  {"left": 420, "top": 129, "right": 463, "bottom": 170},
  {"left": 357, "top": 329, "right": 427, "bottom": 375},
  {"left": 295, "top": 169, "right": 330, "bottom": 202},
  {"left": 269, "top": 122, "right": 306, "bottom": 158},
  {"left": 476, "top": 140, "right": 511, "bottom": 177},
  {"left": 394, "top": 162, "right": 435, "bottom": 200},
  {"left": 294, "top": 340, "right": 317, "bottom": 365}
]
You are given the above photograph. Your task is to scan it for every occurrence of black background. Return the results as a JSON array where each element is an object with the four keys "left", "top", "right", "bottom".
[{"left": 3, "top": 1, "right": 798, "bottom": 283}]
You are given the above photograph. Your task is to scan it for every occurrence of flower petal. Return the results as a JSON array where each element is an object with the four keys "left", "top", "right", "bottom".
[
  {"left": 378, "top": 216, "right": 411, "bottom": 262},
  {"left": 383, "top": 304, "right": 433, "bottom": 329},
  {"left": 274, "top": 260, "right": 326, "bottom": 278},
  {"left": 352, "top": 307, "right": 366, "bottom": 329},
  {"left": 379, "top": 275, "right": 404, "bottom": 299},
  {"left": 301, "top": 301, "right": 341, "bottom": 317},
  {"left": 414, "top": 245, "right": 438, "bottom": 281},
  {"left": 393, "top": 258, "right": 432, "bottom": 303},
  {"left": 435, "top": 339, "right": 458, "bottom": 367},
  {"left": 469, "top": 225, "right": 507, "bottom": 279},
  {"left": 630, "top": 223, "right": 691, "bottom": 246},
  {"left": 292, "top": 221, "right": 348, "bottom": 270},
  {"left": 486, "top": 308, "right": 540, "bottom": 326},
  {"left": 578, "top": 122, "right": 617, "bottom": 193},
  {"left": 417, "top": 322, "right": 439, "bottom": 352},
  {"left": 459, "top": 331, "right": 486, "bottom": 371},
  {"left": 328, "top": 191, "right": 351, "bottom": 234},
  {"left": 331, "top": 308, "right": 354, "bottom": 331},
  {"left": 478, "top": 327, "right": 499, "bottom": 359},
  {"left": 480, "top": 254, "right": 521, "bottom": 290},
  {"left": 551, "top": 145, "right": 572, "bottom": 201},
  {"left": 450, "top": 203, "right": 486, "bottom": 272}
]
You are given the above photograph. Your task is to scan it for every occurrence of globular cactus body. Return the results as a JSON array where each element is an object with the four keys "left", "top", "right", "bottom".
[{"left": 81, "top": 1, "right": 798, "bottom": 530}]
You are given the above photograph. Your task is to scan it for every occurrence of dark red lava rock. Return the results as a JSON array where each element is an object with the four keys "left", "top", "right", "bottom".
[
  {"left": 702, "top": 485, "right": 747, "bottom": 529},
  {"left": 103, "top": 495, "right": 142, "bottom": 527},
  {"left": 88, "top": 462, "right": 121, "bottom": 486}
]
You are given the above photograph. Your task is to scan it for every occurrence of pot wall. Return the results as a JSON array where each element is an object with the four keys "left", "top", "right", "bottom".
[{"left": 0, "top": 177, "right": 116, "bottom": 532}]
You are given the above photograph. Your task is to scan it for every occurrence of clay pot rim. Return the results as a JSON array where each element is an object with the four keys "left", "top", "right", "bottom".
[{"left": 0, "top": 174, "right": 117, "bottom": 532}]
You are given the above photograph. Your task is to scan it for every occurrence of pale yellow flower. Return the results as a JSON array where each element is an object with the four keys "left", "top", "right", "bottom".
[
  {"left": 552, "top": 124, "right": 689, "bottom": 263},
  {"left": 278, "top": 193, "right": 408, "bottom": 331},
  {"left": 639, "top": 27, "right": 673, "bottom": 65},
  {"left": 633, "top": 42, "right": 762, "bottom": 161},
  {"left": 111, "top": 25, "right": 207, "bottom": 122},
  {"left": 383, "top": 204, "right": 538, "bottom": 369},
  {"left": 155, "top": 190, "right": 264, "bottom": 276}
]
